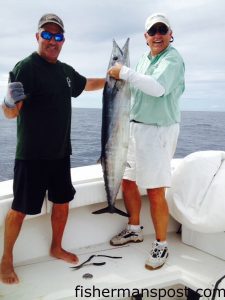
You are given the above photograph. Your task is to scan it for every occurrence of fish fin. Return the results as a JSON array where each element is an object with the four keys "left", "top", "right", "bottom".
[
  {"left": 122, "top": 38, "right": 130, "bottom": 67},
  {"left": 112, "top": 39, "right": 123, "bottom": 58},
  {"left": 97, "top": 157, "right": 101, "bottom": 164},
  {"left": 122, "top": 38, "right": 130, "bottom": 52},
  {"left": 97, "top": 156, "right": 106, "bottom": 170},
  {"left": 126, "top": 162, "right": 131, "bottom": 168},
  {"left": 92, "top": 205, "right": 129, "bottom": 217},
  {"left": 112, "top": 207, "right": 130, "bottom": 217}
]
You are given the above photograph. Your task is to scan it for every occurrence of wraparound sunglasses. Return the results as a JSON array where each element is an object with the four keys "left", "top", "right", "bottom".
[
  {"left": 147, "top": 24, "right": 169, "bottom": 36},
  {"left": 41, "top": 31, "right": 64, "bottom": 42}
]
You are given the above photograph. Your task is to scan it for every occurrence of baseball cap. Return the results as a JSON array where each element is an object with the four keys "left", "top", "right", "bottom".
[
  {"left": 38, "top": 13, "right": 64, "bottom": 32},
  {"left": 145, "top": 13, "right": 170, "bottom": 31}
]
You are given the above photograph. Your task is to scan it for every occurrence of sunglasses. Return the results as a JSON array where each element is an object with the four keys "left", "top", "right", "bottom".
[
  {"left": 147, "top": 24, "right": 169, "bottom": 36},
  {"left": 40, "top": 31, "right": 64, "bottom": 42}
]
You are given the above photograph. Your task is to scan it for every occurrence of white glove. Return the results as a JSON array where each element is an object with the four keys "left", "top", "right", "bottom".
[{"left": 4, "top": 82, "right": 25, "bottom": 108}]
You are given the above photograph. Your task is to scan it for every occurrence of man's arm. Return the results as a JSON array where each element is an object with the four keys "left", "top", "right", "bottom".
[
  {"left": 108, "top": 63, "right": 165, "bottom": 97},
  {"left": 84, "top": 78, "right": 105, "bottom": 91},
  {"left": 2, "top": 101, "right": 23, "bottom": 119}
]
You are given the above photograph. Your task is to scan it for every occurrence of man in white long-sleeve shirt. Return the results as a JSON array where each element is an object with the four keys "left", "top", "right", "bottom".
[{"left": 108, "top": 13, "right": 185, "bottom": 270}]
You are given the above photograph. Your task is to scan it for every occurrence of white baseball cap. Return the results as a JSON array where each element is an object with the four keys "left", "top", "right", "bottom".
[{"left": 145, "top": 13, "right": 170, "bottom": 31}]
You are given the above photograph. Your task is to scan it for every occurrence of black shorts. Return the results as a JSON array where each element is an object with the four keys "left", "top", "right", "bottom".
[{"left": 12, "top": 157, "right": 76, "bottom": 215}]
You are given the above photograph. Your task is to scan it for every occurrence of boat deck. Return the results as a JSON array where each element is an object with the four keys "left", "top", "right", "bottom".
[{"left": 1, "top": 232, "right": 225, "bottom": 300}]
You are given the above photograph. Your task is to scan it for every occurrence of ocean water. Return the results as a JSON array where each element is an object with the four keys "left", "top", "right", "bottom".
[{"left": 0, "top": 108, "right": 225, "bottom": 181}]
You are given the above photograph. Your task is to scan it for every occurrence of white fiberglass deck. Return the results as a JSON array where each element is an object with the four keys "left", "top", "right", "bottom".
[
  {"left": 1, "top": 160, "right": 225, "bottom": 300},
  {"left": 1, "top": 232, "right": 225, "bottom": 300}
]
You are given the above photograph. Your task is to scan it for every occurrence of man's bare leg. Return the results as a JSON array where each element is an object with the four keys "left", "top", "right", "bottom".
[
  {"left": 0, "top": 209, "right": 25, "bottom": 284},
  {"left": 122, "top": 179, "right": 142, "bottom": 225},
  {"left": 50, "top": 203, "right": 78, "bottom": 264},
  {"left": 147, "top": 187, "right": 169, "bottom": 241}
]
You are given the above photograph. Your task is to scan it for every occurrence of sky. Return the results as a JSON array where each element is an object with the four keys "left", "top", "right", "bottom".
[{"left": 0, "top": 0, "right": 225, "bottom": 111}]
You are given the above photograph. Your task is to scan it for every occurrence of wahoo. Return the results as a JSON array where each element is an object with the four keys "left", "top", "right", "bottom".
[{"left": 93, "top": 38, "right": 130, "bottom": 217}]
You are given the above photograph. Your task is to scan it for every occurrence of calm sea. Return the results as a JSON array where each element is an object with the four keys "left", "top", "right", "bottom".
[{"left": 0, "top": 108, "right": 225, "bottom": 181}]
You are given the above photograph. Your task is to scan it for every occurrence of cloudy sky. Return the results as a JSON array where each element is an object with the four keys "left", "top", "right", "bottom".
[{"left": 0, "top": 0, "right": 225, "bottom": 111}]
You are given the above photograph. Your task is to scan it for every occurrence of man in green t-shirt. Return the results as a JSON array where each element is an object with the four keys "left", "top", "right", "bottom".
[
  {"left": 0, "top": 13, "right": 105, "bottom": 284},
  {"left": 108, "top": 13, "right": 185, "bottom": 270}
]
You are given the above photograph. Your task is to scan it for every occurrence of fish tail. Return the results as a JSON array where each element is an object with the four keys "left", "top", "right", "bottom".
[{"left": 92, "top": 205, "right": 129, "bottom": 217}]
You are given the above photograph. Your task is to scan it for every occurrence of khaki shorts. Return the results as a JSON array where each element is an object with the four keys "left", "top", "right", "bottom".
[{"left": 123, "top": 122, "right": 180, "bottom": 189}]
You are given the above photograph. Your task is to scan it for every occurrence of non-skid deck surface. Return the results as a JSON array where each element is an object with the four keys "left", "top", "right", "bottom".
[{"left": 1, "top": 233, "right": 225, "bottom": 300}]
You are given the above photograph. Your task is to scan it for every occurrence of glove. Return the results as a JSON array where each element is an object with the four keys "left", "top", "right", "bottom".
[{"left": 4, "top": 82, "right": 25, "bottom": 108}]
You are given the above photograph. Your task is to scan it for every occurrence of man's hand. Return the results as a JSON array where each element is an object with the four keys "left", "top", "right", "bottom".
[
  {"left": 4, "top": 82, "right": 25, "bottom": 108},
  {"left": 107, "top": 63, "right": 123, "bottom": 80}
]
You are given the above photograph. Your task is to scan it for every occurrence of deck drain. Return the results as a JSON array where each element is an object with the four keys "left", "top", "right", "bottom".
[{"left": 82, "top": 273, "right": 93, "bottom": 279}]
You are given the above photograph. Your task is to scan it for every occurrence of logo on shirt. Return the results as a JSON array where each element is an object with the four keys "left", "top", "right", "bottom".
[{"left": 66, "top": 77, "right": 71, "bottom": 87}]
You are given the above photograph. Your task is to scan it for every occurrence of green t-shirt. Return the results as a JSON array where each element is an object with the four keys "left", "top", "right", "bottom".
[
  {"left": 12, "top": 52, "right": 86, "bottom": 159},
  {"left": 131, "top": 46, "right": 185, "bottom": 126}
]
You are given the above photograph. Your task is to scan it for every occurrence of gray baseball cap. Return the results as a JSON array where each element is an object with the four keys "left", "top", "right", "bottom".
[{"left": 38, "top": 13, "right": 64, "bottom": 32}]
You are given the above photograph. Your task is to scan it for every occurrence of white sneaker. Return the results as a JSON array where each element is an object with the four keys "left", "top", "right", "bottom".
[
  {"left": 145, "top": 240, "right": 169, "bottom": 270},
  {"left": 110, "top": 226, "right": 144, "bottom": 246}
]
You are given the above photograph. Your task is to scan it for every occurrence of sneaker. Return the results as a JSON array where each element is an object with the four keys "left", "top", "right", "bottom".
[
  {"left": 145, "top": 240, "right": 169, "bottom": 270},
  {"left": 110, "top": 226, "right": 144, "bottom": 246}
]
